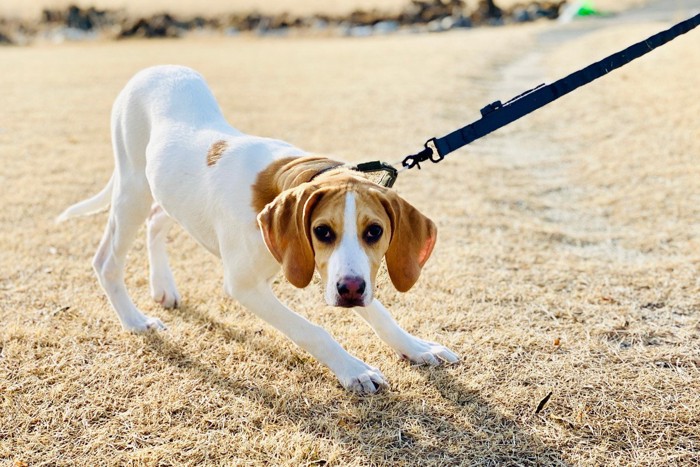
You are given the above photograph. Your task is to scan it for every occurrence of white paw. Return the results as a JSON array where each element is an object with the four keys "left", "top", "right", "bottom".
[
  {"left": 336, "top": 358, "right": 389, "bottom": 394},
  {"left": 150, "top": 276, "right": 181, "bottom": 309},
  {"left": 123, "top": 315, "right": 168, "bottom": 333},
  {"left": 399, "top": 338, "right": 459, "bottom": 366}
]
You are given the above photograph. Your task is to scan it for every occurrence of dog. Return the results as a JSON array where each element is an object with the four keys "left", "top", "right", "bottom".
[{"left": 58, "top": 65, "right": 458, "bottom": 393}]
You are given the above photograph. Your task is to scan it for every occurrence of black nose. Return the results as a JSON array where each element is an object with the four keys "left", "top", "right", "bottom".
[{"left": 337, "top": 277, "right": 366, "bottom": 300}]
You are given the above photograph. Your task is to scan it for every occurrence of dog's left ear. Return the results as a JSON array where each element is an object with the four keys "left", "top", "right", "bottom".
[
  {"left": 258, "top": 185, "right": 325, "bottom": 288},
  {"left": 380, "top": 191, "right": 437, "bottom": 292}
]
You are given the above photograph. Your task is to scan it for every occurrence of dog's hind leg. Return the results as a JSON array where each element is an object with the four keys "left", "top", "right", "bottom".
[
  {"left": 147, "top": 203, "right": 181, "bottom": 309},
  {"left": 92, "top": 104, "right": 166, "bottom": 332},
  {"left": 93, "top": 174, "right": 166, "bottom": 332}
]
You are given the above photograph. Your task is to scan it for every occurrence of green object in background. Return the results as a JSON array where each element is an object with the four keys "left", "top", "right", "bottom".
[{"left": 577, "top": 0, "right": 602, "bottom": 16}]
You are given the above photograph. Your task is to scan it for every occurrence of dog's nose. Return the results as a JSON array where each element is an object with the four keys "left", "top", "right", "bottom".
[{"left": 337, "top": 277, "right": 366, "bottom": 302}]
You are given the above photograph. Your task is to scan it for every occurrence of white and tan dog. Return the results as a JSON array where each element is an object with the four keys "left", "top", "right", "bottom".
[{"left": 58, "top": 65, "right": 458, "bottom": 393}]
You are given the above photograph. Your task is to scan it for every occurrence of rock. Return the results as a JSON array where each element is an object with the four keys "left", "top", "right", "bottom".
[
  {"left": 452, "top": 14, "right": 472, "bottom": 28},
  {"left": 427, "top": 18, "right": 445, "bottom": 32},
  {"left": 346, "top": 25, "right": 374, "bottom": 37},
  {"left": 224, "top": 27, "right": 240, "bottom": 36},
  {"left": 0, "top": 30, "right": 13, "bottom": 45},
  {"left": 310, "top": 18, "right": 329, "bottom": 30},
  {"left": 373, "top": 20, "right": 399, "bottom": 34},
  {"left": 46, "top": 26, "right": 98, "bottom": 43},
  {"left": 512, "top": 7, "right": 532, "bottom": 23},
  {"left": 41, "top": 5, "right": 115, "bottom": 31},
  {"left": 471, "top": 0, "right": 502, "bottom": 24},
  {"left": 119, "top": 14, "right": 185, "bottom": 38},
  {"left": 66, "top": 5, "right": 93, "bottom": 30},
  {"left": 348, "top": 9, "right": 384, "bottom": 26},
  {"left": 440, "top": 16, "right": 455, "bottom": 30}
]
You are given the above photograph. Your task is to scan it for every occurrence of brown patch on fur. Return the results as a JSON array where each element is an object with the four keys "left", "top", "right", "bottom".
[
  {"left": 251, "top": 156, "right": 344, "bottom": 214},
  {"left": 206, "top": 140, "right": 228, "bottom": 167}
]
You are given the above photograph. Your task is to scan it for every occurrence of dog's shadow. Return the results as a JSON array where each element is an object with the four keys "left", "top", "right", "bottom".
[
  {"left": 155, "top": 301, "right": 299, "bottom": 364},
  {"left": 140, "top": 304, "right": 568, "bottom": 465}
]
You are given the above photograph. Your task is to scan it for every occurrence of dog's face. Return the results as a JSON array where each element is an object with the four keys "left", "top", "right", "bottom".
[
  {"left": 258, "top": 175, "right": 437, "bottom": 307},
  {"left": 310, "top": 189, "right": 391, "bottom": 307}
]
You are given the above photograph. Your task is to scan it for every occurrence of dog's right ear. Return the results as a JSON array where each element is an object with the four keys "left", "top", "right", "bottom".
[{"left": 257, "top": 185, "right": 324, "bottom": 288}]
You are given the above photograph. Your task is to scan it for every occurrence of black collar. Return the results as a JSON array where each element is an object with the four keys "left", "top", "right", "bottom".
[{"left": 308, "top": 163, "right": 346, "bottom": 182}]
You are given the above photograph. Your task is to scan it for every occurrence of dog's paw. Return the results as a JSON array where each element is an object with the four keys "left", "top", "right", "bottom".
[
  {"left": 123, "top": 315, "right": 168, "bottom": 333},
  {"left": 150, "top": 278, "right": 181, "bottom": 309},
  {"left": 399, "top": 338, "right": 459, "bottom": 366},
  {"left": 336, "top": 358, "right": 389, "bottom": 394}
]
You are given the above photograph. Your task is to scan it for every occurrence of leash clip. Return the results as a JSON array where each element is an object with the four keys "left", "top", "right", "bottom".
[{"left": 402, "top": 138, "right": 442, "bottom": 170}]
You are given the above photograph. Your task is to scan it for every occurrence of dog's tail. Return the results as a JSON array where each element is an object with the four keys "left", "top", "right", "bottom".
[{"left": 56, "top": 174, "right": 114, "bottom": 223}]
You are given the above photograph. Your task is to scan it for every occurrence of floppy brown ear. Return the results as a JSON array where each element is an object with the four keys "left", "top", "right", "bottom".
[
  {"left": 257, "top": 185, "right": 324, "bottom": 288},
  {"left": 381, "top": 192, "right": 437, "bottom": 292}
]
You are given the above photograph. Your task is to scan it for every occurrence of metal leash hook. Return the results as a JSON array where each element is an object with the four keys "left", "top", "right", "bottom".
[{"left": 402, "top": 138, "right": 443, "bottom": 170}]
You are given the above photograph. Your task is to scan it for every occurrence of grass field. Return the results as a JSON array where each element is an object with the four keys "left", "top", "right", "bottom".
[{"left": 1, "top": 2, "right": 699, "bottom": 465}]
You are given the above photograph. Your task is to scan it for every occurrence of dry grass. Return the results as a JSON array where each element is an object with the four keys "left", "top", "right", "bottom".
[{"left": 1, "top": 9, "right": 699, "bottom": 467}]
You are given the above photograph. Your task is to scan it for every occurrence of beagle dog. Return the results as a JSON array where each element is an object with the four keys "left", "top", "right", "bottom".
[{"left": 58, "top": 65, "right": 458, "bottom": 393}]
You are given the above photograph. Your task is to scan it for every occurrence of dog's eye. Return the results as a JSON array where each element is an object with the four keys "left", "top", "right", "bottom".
[
  {"left": 313, "top": 225, "right": 336, "bottom": 244},
  {"left": 363, "top": 224, "right": 383, "bottom": 244}
]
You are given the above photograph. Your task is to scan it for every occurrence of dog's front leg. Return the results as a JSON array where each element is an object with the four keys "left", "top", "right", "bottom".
[
  {"left": 232, "top": 283, "right": 388, "bottom": 393},
  {"left": 354, "top": 300, "right": 459, "bottom": 366}
]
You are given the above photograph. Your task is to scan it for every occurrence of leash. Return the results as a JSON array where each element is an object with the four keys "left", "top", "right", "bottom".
[{"left": 355, "top": 12, "right": 700, "bottom": 188}]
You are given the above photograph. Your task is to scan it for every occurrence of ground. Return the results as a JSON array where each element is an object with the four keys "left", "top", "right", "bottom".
[{"left": 1, "top": 1, "right": 699, "bottom": 465}]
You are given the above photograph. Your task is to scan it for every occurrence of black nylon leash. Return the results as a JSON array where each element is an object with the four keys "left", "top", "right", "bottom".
[{"left": 394, "top": 12, "right": 700, "bottom": 174}]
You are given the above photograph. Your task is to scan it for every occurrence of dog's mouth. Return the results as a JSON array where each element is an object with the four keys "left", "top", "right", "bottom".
[
  {"left": 325, "top": 289, "right": 371, "bottom": 308},
  {"left": 334, "top": 296, "right": 367, "bottom": 308}
]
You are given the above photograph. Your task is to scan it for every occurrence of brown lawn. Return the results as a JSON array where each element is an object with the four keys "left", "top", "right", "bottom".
[{"left": 1, "top": 4, "right": 699, "bottom": 465}]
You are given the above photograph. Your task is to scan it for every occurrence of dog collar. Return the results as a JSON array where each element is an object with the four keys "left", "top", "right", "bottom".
[
  {"left": 309, "top": 161, "right": 399, "bottom": 189},
  {"left": 308, "top": 163, "right": 346, "bottom": 182}
]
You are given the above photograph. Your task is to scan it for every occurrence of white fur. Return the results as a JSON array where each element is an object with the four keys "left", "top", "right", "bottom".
[
  {"left": 324, "top": 192, "right": 372, "bottom": 306},
  {"left": 58, "top": 65, "right": 457, "bottom": 394}
]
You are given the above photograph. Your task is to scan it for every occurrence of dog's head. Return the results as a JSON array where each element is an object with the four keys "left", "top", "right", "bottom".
[{"left": 257, "top": 175, "right": 436, "bottom": 307}]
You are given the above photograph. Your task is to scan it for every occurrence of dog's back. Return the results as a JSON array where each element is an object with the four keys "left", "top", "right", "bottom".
[
  {"left": 116, "top": 65, "right": 228, "bottom": 129},
  {"left": 111, "top": 65, "right": 235, "bottom": 180}
]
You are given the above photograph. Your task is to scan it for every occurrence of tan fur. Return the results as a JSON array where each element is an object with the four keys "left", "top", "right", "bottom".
[
  {"left": 380, "top": 190, "right": 437, "bottom": 292},
  {"left": 257, "top": 184, "right": 324, "bottom": 288},
  {"left": 206, "top": 140, "right": 229, "bottom": 166},
  {"left": 251, "top": 156, "right": 344, "bottom": 214}
]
